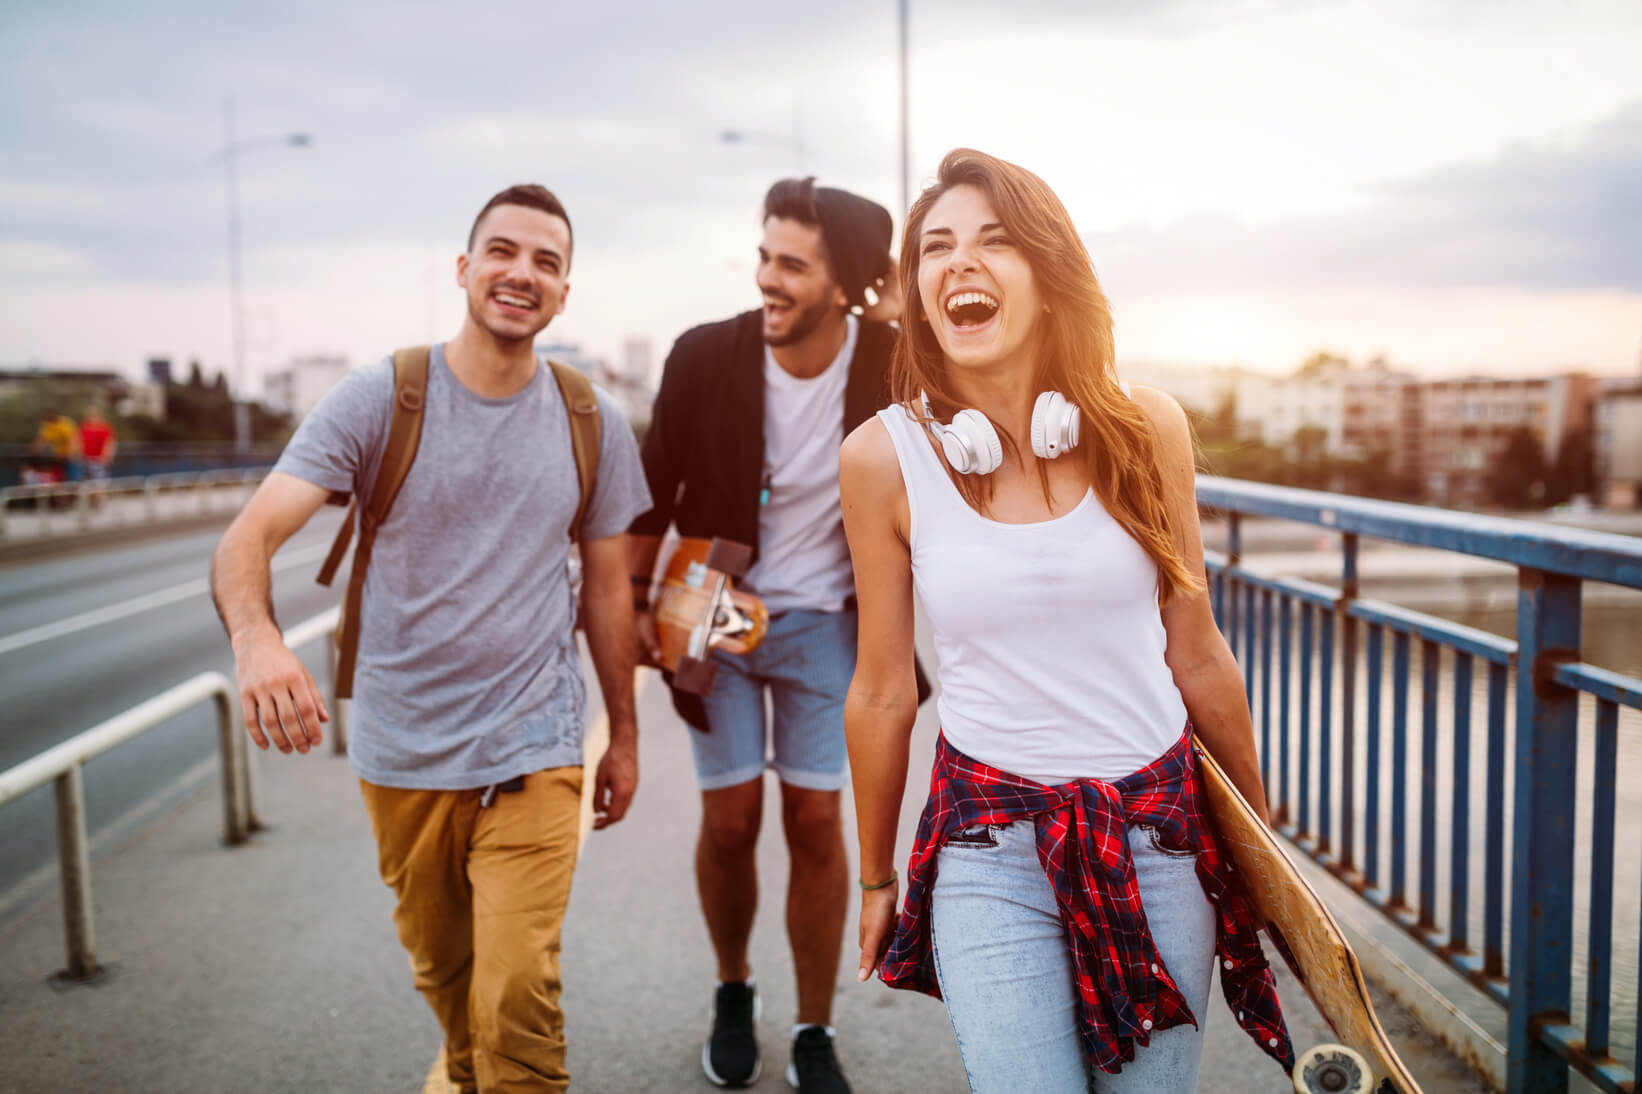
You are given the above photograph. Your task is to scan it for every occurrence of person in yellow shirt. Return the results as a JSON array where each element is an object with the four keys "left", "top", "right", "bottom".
[{"left": 30, "top": 409, "right": 80, "bottom": 482}]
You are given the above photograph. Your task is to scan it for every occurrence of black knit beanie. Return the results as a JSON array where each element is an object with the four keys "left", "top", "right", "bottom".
[{"left": 813, "top": 187, "right": 894, "bottom": 309}]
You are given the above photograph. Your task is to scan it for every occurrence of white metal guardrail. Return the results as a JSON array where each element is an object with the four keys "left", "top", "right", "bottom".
[
  {"left": 0, "top": 606, "right": 341, "bottom": 981},
  {"left": 0, "top": 467, "right": 273, "bottom": 541}
]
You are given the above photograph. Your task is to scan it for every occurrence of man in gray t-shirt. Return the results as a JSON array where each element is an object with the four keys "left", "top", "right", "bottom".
[{"left": 212, "top": 183, "right": 650, "bottom": 1094}]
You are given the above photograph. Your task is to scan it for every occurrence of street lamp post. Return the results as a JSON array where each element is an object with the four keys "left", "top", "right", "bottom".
[
  {"left": 219, "top": 97, "right": 311, "bottom": 455},
  {"left": 899, "top": 0, "right": 911, "bottom": 215}
]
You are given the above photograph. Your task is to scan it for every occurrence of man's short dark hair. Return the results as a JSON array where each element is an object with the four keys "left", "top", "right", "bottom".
[
  {"left": 468, "top": 184, "right": 574, "bottom": 265},
  {"left": 764, "top": 177, "right": 894, "bottom": 310},
  {"left": 763, "top": 177, "right": 821, "bottom": 227}
]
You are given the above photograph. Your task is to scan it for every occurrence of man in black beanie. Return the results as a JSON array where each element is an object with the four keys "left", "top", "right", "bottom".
[{"left": 627, "top": 178, "right": 906, "bottom": 1094}]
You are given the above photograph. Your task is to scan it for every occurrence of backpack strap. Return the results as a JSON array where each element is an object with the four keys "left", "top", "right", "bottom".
[
  {"left": 318, "top": 345, "right": 430, "bottom": 698},
  {"left": 547, "top": 359, "right": 601, "bottom": 542}
]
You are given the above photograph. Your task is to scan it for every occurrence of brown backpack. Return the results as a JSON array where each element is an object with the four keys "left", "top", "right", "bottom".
[{"left": 316, "top": 345, "right": 602, "bottom": 698}]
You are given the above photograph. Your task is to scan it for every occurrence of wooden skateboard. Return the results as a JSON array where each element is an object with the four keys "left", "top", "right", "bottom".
[
  {"left": 1194, "top": 741, "right": 1424, "bottom": 1094},
  {"left": 651, "top": 537, "right": 769, "bottom": 696}
]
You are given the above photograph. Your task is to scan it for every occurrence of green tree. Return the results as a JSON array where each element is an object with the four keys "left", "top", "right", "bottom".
[
  {"left": 1486, "top": 427, "right": 1546, "bottom": 509},
  {"left": 1289, "top": 425, "right": 1330, "bottom": 489},
  {"left": 1545, "top": 427, "right": 1593, "bottom": 506},
  {"left": 1293, "top": 351, "right": 1349, "bottom": 379}
]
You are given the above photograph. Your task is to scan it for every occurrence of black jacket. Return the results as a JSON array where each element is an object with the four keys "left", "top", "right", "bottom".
[
  {"left": 632, "top": 309, "right": 896, "bottom": 552},
  {"left": 631, "top": 309, "right": 927, "bottom": 729}
]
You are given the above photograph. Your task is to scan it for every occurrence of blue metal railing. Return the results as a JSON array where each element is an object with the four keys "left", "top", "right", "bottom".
[
  {"left": 1196, "top": 476, "right": 1642, "bottom": 1094},
  {"left": 0, "top": 442, "right": 283, "bottom": 487}
]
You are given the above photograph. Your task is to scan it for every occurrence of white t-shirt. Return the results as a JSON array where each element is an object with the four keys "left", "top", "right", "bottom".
[{"left": 744, "top": 315, "right": 859, "bottom": 613}]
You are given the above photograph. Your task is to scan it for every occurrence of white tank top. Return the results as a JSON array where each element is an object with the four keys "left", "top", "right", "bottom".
[{"left": 876, "top": 402, "right": 1188, "bottom": 784}]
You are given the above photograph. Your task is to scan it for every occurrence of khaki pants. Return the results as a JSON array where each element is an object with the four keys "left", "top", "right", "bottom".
[{"left": 359, "top": 767, "right": 582, "bottom": 1093}]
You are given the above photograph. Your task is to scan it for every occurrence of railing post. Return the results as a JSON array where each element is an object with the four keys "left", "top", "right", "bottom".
[
  {"left": 216, "top": 689, "right": 249, "bottom": 845},
  {"left": 53, "top": 766, "right": 99, "bottom": 981},
  {"left": 1506, "top": 567, "right": 1581, "bottom": 1094},
  {"left": 1338, "top": 531, "right": 1359, "bottom": 875}
]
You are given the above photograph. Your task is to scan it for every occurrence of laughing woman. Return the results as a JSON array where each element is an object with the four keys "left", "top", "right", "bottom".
[{"left": 839, "top": 148, "right": 1295, "bottom": 1093}]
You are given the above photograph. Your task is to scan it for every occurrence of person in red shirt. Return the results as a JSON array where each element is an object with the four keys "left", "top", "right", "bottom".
[{"left": 79, "top": 405, "right": 116, "bottom": 502}]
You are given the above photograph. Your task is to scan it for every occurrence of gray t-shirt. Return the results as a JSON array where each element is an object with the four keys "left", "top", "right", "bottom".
[{"left": 274, "top": 344, "right": 652, "bottom": 790}]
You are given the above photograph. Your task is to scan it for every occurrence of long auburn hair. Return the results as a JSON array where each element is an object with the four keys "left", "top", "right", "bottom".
[{"left": 891, "top": 148, "right": 1199, "bottom": 606}]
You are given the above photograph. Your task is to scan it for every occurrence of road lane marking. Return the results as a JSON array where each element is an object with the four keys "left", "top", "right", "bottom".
[{"left": 0, "top": 541, "right": 333, "bottom": 657}]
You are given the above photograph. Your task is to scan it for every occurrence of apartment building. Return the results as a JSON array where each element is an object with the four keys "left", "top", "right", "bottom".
[
  {"left": 1235, "top": 365, "right": 1346, "bottom": 451},
  {"left": 1595, "top": 384, "right": 1642, "bottom": 509},
  {"left": 1117, "top": 361, "right": 1240, "bottom": 417},
  {"left": 1414, "top": 373, "right": 1600, "bottom": 504},
  {"left": 264, "top": 355, "right": 351, "bottom": 422}
]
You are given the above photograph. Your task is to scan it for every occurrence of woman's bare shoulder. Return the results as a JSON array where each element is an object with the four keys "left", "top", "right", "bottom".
[
  {"left": 1125, "top": 384, "right": 1195, "bottom": 479},
  {"left": 841, "top": 414, "right": 903, "bottom": 480},
  {"left": 1125, "top": 383, "right": 1189, "bottom": 436}
]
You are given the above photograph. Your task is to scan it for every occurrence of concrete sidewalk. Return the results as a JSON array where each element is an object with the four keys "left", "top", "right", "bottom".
[{"left": 0, "top": 668, "right": 1491, "bottom": 1093}]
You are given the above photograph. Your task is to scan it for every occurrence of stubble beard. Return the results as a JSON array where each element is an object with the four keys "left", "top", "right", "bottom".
[
  {"left": 763, "top": 294, "right": 837, "bottom": 348},
  {"left": 468, "top": 292, "right": 548, "bottom": 352}
]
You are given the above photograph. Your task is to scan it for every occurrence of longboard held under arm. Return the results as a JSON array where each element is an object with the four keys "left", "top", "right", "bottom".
[{"left": 1194, "top": 740, "right": 1424, "bottom": 1094}]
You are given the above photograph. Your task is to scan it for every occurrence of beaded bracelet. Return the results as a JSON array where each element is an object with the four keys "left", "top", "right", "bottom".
[{"left": 859, "top": 869, "right": 898, "bottom": 892}]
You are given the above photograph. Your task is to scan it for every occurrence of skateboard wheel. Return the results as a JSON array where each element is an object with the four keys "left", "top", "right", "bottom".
[
  {"left": 674, "top": 655, "right": 718, "bottom": 696},
  {"left": 705, "top": 538, "right": 753, "bottom": 579},
  {"left": 1293, "top": 1044, "right": 1372, "bottom": 1094}
]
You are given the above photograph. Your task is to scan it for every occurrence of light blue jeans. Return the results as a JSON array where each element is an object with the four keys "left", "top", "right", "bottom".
[{"left": 929, "top": 819, "right": 1217, "bottom": 1093}]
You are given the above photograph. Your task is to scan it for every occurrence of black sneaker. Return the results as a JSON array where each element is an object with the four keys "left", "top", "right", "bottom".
[
  {"left": 703, "top": 980, "right": 761, "bottom": 1087},
  {"left": 785, "top": 1026, "right": 851, "bottom": 1093}
]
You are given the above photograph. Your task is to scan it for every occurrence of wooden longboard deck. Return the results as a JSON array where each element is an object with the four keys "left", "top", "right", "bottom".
[
  {"left": 1194, "top": 742, "right": 1423, "bottom": 1094},
  {"left": 651, "top": 537, "right": 769, "bottom": 682}
]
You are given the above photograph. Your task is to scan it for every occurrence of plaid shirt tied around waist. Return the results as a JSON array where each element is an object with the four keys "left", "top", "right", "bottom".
[{"left": 879, "top": 726, "right": 1295, "bottom": 1076}]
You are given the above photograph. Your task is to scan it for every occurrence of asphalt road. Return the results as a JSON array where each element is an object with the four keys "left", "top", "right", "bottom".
[{"left": 0, "top": 512, "right": 347, "bottom": 901}]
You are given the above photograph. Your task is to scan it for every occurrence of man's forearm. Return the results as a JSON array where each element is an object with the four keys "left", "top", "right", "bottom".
[
  {"left": 210, "top": 528, "right": 279, "bottom": 646},
  {"left": 582, "top": 582, "right": 639, "bottom": 742}
]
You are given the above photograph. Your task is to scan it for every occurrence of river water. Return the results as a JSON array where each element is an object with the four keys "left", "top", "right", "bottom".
[{"left": 1240, "top": 569, "right": 1641, "bottom": 1071}]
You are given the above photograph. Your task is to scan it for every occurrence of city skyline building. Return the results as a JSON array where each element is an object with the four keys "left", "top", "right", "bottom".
[{"left": 263, "top": 354, "right": 350, "bottom": 423}]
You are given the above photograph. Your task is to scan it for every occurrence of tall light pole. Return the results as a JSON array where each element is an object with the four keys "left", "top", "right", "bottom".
[
  {"left": 899, "top": 0, "right": 911, "bottom": 216},
  {"left": 220, "top": 96, "right": 311, "bottom": 455}
]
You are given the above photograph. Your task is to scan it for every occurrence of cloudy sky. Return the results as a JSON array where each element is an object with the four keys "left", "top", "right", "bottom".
[{"left": 2, "top": 0, "right": 1639, "bottom": 394}]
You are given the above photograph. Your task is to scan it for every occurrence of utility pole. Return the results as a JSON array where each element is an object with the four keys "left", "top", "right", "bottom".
[
  {"left": 224, "top": 97, "right": 249, "bottom": 454},
  {"left": 899, "top": 0, "right": 911, "bottom": 216},
  {"left": 218, "top": 99, "right": 310, "bottom": 456}
]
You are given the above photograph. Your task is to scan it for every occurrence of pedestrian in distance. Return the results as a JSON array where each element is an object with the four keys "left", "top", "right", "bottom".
[
  {"left": 79, "top": 405, "right": 117, "bottom": 504},
  {"left": 210, "top": 183, "right": 652, "bottom": 1094},
  {"left": 840, "top": 149, "right": 1295, "bottom": 1092},
  {"left": 627, "top": 177, "right": 907, "bottom": 1094},
  {"left": 29, "top": 408, "right": 80, "bottom": 501}
]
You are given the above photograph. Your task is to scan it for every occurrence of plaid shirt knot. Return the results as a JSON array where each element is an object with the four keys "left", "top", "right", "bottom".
[{"left": 879, "top": 726, "right": 1295, "bottom": 1076}]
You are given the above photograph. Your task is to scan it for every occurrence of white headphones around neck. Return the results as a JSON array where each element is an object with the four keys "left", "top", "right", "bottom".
[{"left": 921, "top": 390, "right": 1082, "bottom": 475}]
